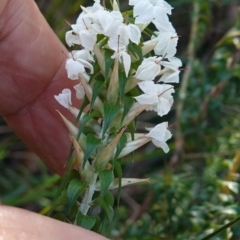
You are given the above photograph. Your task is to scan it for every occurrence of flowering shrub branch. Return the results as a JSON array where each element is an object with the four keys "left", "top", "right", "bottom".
[{"left": 51, "top": 0, "right": 182, "bottom": 235}]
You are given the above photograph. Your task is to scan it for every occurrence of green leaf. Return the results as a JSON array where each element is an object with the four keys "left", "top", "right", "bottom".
[
  {"left": 84, "top": 134, "right": 101, "bottom": 168},
  {"left": 104, "top": 191, "right": 114, "bottom": 206},
  {"left": 77, "top": 110, "right": 102, "bottom": 140},
  {"left": 119, "top": 71, "right": 128, "bottom": 100},
  {"left": 76, "top": 211, "right": 96, "bottom": 230},
  {"left": 121, "top": 96, "right": 134, "bottom": 124},
  {"left": 90, "top": 81, "right": 104, "bottom": 111},
  {"left": 50, "top": 191, "right": 68, "bottom": 214},
  {"left": 115, "top": 134, "right": 127, "bottom": 159},
  {"left": 49, "top": 170, "right": 79, "bottom": 216},
  {"left": 66, "top": 179, "right": 86, "bottom": 217},
  {"left": 99, "top": 170, "right": 113, "bottom": 199},
  {"left": 128, "top": 121, "right": 136, "bottom": 141},
  {"left": 102, "top": 102, "right": 120, "bottom": 138},
  {"left": 114, "top": 161, "right": 122, "bottom": 206},
  {"left": 97, "top": 217, "right": 111, "bottom": 237},
  {"left": 75, "top": 95, "right": 89, "bottom": 125},
  {"left": 104, "top": 49, "right": 114, "bottom": 79},
  {"left": 101, "top": 201, "right": 114, "bottom": 221},
  {"left": 128, "top": 41, "right": 143, "bottom": 61}
]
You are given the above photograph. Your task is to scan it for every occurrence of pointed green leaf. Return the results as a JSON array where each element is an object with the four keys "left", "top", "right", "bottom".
[
  {"left": 77, "top": 110, "right": 102, "bottom": 140},
  {"left": 90, "top": 81, "right": 104, "bottom": 111},
  {"left": 76, "top": 211, "right": 96, "bottom": 230},
  {"left": 84, "top": 133, "right": 101, "bottom": 168},
  {"left": 104, "top": 191, "right": 114, "bottom": 206},
  {"left": 49, "top": 170, "right": 79, "bottom": 216},
  {"left": 75, "top": 95, "right": 89, "bottom": 125},
  {"left": 128, "top": 121, "right": 136, "bottom": 141},
  {"left": 102, "top": 102, "right": 120, "bottom": 138},
  {"left": 97, "top": 217, "right": 111, "bottom": 237},
  {"left": 121, "top": 96, "right": 134, "bottom": 124},
  {"left": 104, "top": 49, "right": 114, "bottom": 79},
  {"left": 119, "top": 71, "right": 128, "bottom": 100},
  {"left": 99, "top": 170, "right": 113, "bottom": 199},
  {"left": 128, "top": 41, "right": 143, "bottom": 61},
  {"left": 101, "top": 201, "right": 114, "bottom": 221},
  {"left": 115, "top": 134, "right": 127, "bottom": 159},
  {"left": 114, "top": 161, "right": 122, "bottom": 205},
  {"left": 66, "top": 179, "right": 86, "bottom": 216},
  {"left": 50, "top": 191, "right": 67, "bottom": 215}
]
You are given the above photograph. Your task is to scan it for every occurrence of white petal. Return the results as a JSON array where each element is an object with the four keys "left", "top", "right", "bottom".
[
  {"left": 135, "top": 57, "right": 161, "bottom": 81},
  {"left": 80, "top": 30, "right": 97, "bottom": 51},
  {"left": 54, "top": 89, "right": 72, "bottom": 109},
  {"left": 126, "top": 24, "right": 141, "bottom": 44},
  {"left": 138, "top": 81, "right": 157, "bottom": 94},
  {"left": 159, "top": 71, "right": 180, "bottom": 83},
  {"left": 133, "top": 1, "right": 154, "bottom": 24},
  {"left": 154, "top": 31, "right": 178, "bottom": 57},
  {"left": 134, "top": 93, "right": 158, "bottom": 105},
  {"left": 65, "top": 58, "right": 85, "bottom": 80},
  {"left": 152, "top": 140, "right": 170, "bottom": 153},
  {"left": 161, "top": 57, "right": 182, "bottom": 70},
  {"left": 146, "top": 122, "right": 172, "bottom": 152},
  {"left": 121, "top": 51, "right": 131, "bottom": 77},
  {"left": 65, "top": 31, "right": 81, "bottom": 47}
]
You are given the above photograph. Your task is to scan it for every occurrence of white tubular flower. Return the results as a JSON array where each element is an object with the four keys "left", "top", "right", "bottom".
[
  {"left": 152, "top": 20, "right": 178, "bottom": 57},
  {"left": 152, "top": 31, "right": 178, "bottom": 57},
  {"left": 129, "top": 0, "right": 173, "bottom": 24},
  {"left": 74, "top": 83, "right": 85, "bottom": 99},
  {"left": 119, "top": 23, "right": 141, "bottom": 45},
  {"left": 135, "top": 56, "right": 162, "bottom": 81},
  {"left": 159, "top": 57, "right": 182, "bottom": 83},
  {"left": 146, "top": 122, "right": 172, "bottom": 153},
  {"left": 54, "top": 89, "right": 72, "bottom": 109},
  {"left": 65, "top": 30, "right": 81, "bottom": 47},
  {"left": 69, "top": 18, "right": 97, "bottom": 51},
  {"left": 108, "top": 35, "right": 131, "bottom": 77},
  {"left": 65, "top": 50, "right": 94, "bottom": 80},
  {"left": 87, "top": 10, "right": 123, "bottom": 37},
  {"left": 134, "top": 81, "right": 175, "bottom": 117}
]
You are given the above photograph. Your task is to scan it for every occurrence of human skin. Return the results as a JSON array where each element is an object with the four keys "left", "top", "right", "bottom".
[{"left": 0, "top": 0, "right": 108, "bottom": 239}]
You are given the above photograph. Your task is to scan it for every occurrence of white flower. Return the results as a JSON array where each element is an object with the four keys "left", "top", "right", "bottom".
[
  {"left": 65, "top": 31, "right": 81, "bottom": 47},
  {"left": 135, "top": 56, "right": 162, "bottom": 81},
  {"left": 74, "top": 83, "right": 85, "bottom": 99},
  {"left": 134, "top": 81, "right": 175, "bottom": 116},
  {"left": 65, "top": 13, "right": 97, "bottom": 51},
  {"left": 65, "top": 50, "right": 94, "bottom": 80},
  {"left": 116, "top": 23, "right": 141, "bottom": 45},
  {"left": 129, "top": 0, "right": 173, "bottom": 24},
  {"left": 146, "top": 122, "right": 172, "bottom": 153},
  {"left": 108, "top": 34, "right": 131, "bottom": 77},
  {"left": 54, "top": 89, "right": 72, "bottom": 109},
  {"left": 152, "top": 20, "right": 178, "bottom": 57},
  {"left": 153, "top": 31, "right": 178, "bottom": 57},
  {"left": 159, "top": 57, "right": 182, "bottom": 83}
]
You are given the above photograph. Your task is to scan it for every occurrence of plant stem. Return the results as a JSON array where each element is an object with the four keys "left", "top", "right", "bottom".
[{"left": 79, "top": 172, "right": 98, "bottom": 215}]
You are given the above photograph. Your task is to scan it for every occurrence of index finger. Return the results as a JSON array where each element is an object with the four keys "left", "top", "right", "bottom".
[{"left": 0, "top": 0, "right": 78, "bottom": 174}]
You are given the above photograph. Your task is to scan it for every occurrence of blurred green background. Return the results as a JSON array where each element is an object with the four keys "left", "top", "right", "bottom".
[{"left": 1, "top": 0, "right": 240, "bottom": 239}]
